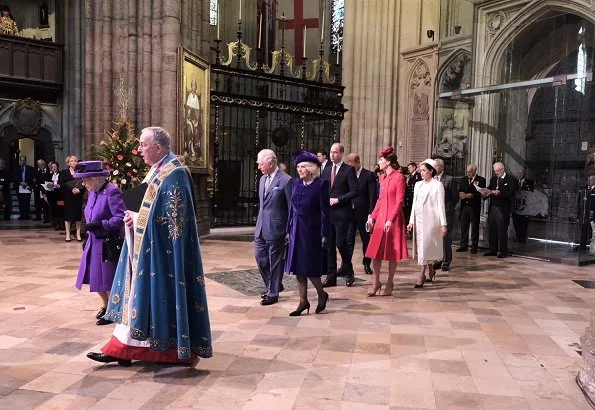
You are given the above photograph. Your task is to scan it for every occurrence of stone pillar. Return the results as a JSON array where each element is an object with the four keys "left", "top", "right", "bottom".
[
  {"left": 83, "top": 0, "right": 207, "bottom": 151},
  {"left": 342, "top": 0, "right": 403, "bottom": 168},
  {"left": 578, "top": 311, "right": 595, "bottom": 406},
  {"left": 61, "top": 0, "right": 84, "bottom": 159}
]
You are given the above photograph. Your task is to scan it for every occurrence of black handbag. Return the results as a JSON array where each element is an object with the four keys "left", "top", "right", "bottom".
[{"left": 103, "top": 236, "right": 124, "bottom": 262}]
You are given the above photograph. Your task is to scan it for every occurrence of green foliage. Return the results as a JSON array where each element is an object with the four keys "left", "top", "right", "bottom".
[{"left": 88, "top": 120, "right": 147, "bottom": 191}]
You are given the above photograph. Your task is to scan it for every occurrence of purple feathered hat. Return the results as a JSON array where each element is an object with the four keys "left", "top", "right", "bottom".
[
  {"left": 292, "top": 150, "right": 321, "bottom": 167},
  {"left": 73, "top": 161, "right": 110, "bottom": 178}
]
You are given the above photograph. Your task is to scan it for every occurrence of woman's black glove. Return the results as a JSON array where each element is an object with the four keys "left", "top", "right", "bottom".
[
  {"left": 321, "top": 236, "right": 328, "bottom": 249},
  {"left": 85, "top": 221, "right": 101, "bottom": 233}
]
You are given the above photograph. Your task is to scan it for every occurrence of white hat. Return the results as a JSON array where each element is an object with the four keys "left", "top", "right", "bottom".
[{"left": 421, "top": 158, "right": 437, "bottom": 170}]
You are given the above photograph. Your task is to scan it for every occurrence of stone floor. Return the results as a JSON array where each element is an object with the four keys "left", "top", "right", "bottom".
[{"left": 0, "top": 226, "right": 593, "bottom": 409}]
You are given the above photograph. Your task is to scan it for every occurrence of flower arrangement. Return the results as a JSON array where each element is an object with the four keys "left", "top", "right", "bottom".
[{"left": 88, "top": 120, "right": 147, "bottom": 191}]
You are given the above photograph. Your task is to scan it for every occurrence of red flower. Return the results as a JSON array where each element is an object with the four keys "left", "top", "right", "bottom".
[
  {"left": 131, "top": 150, "right": 138, "bottom": 155},
  {"left": 117, "top": 154, "right": 124, "bottom": 161}
]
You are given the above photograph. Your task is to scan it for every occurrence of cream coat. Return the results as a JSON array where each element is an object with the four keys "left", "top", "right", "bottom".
[{"left": 409, "top": 179, "right": 447, "bottom": 265}]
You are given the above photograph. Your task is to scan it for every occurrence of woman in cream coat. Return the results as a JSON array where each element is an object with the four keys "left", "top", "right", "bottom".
[{"left": 407, "top": 159, "right": 447, "bottom": 288}]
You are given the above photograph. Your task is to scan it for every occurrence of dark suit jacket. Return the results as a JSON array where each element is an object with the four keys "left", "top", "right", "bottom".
[
  {"left": 35, "top": 168, "right": 52, "bottom": 195},
  {"left": 437, "top": 174, "right": 459, "bottom": 224},
  {"left": 321, "top": 161, "right": 357, "bottom": 221},
  {"left": 0, "top": 168, "right": 10, "bottom": 194},
  {"left": 405, "top": 171, "right": 422, "bottom": 208},
  {"left": 458, "top": 174, "right": 486, "bottom": 210},
  {"left": 487, "top": 173, "right": 518, "bottom": 218},
  {"left": 517, "top": 178, "right": 534, "bottom": 192},
  {"left": 13, "top": 165, "right": 35, "bottom": 193},
  {"left": 353, "top": 168, "right": 377, "bottom": 219}
]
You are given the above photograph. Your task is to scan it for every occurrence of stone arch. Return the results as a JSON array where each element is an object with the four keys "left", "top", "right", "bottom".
[
  {"left": 437, "top": 49, "right": 472, "bottom": 93},
  {"left": 481, "top": 0, "right": 595, "bottom": 87}
]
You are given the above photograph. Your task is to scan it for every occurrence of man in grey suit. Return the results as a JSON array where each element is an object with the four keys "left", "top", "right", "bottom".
[
  {"left": 433, "top": 158, "right": 459, "bottom": 271},
  {"left": 255, "top": 149, "right": 293, "bottom": 306}
]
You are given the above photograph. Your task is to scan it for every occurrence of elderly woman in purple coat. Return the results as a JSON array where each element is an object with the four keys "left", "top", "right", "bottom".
[
  {"left": 74, "top": 161, "right": 125, "bottom": 325},
  {"left": 284, "top": 151, "right": 331, "bottom": 316}
]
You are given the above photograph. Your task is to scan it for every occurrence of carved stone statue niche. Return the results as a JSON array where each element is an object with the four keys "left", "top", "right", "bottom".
[{"left": 435, "top": 114, "right": 467, "bottom": 159}]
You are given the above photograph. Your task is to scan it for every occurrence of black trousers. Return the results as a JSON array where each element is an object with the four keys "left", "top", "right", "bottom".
[
  {"left": 460, "top": 205, "right": 481, "bottom": 249},
  {"left": 327, "top": 218, "right": 356, "bottom": 278},
  {"left": 354, "top": 213, "right": 371, "bottom": 266},
  {"left": 443, "top": 215, "right": 454, "bottom": 265},
  {"left": 17, "top": 193, "right": 31, "bottom": 219},
  {"left": 488, "top": 206, "right": 509, "bottom": 253},
  {"left": 579, "top": 223, "right": 593, "bottom": 250},
  {"left": 34, "top": 190, "right": 49, "bottom": 221},
  {"left": 512, "top": 213, "right": 529, "bottom": 243},
  {"left": 1, "top": 190, "right": 10, "bottom": 220}
]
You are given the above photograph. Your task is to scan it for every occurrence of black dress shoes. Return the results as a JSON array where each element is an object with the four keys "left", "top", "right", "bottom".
[
  {"left": 456, "top": 247, "right": 468, "bottom": 252},
  {"left": 441, "top": 265, "right": 450, "bottom": 272},
  {"left": 87, "top": 352, "right": 132, "bottom": 366},
  {"left": 346, "top": 272, "right": 355, "bottom": 287},
  {"left": 260, "top": 296, "right": 278, "bottom": 306},
  {"left": 483, "top": 251, "right": 497, "bottom": 256},
  {"left": 96, "top": 306, "right": 107, "bottom": 319},
  {"left": 363, "top": 265, "right": 373, "bottom": 275},
  {"left": 322, "top": 277, "right": 337, "bottom": 288},
  {"left": 261, "top": 283, "right": 285, "bottom": 299},
  {"left": 96, "top": 318, "right": 112, "bottom": 325},
  {"left": 497, "top": 252, "right": 507, "bottom": 258}
]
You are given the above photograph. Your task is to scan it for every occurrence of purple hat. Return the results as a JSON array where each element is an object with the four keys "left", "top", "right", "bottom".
[
  {"left": 73, "top": 161, "right": 110, "bottom": 178},
  {"left": 292, "top": 150, "right": 320, "bottom": 167}
]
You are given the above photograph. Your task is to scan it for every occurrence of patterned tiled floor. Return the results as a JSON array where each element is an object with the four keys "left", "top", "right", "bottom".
[{"left": 0, "top": 226, "right": 593, "bottom": 409}]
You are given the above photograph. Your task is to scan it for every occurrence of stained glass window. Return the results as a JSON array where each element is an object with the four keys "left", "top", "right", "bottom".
[
  {"left": 210, "top": 0, "right": 218, "bottom": 26},
  {"left": 331, "top": 0, "right": 344, "bottom": 51}
]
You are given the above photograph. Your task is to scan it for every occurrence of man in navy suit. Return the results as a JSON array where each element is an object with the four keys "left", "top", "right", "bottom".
[
  {"left": 13, "top": 155, "right": 35, "bottom": 220},
  {"left": 322, "top": 143, "right": 358, "bottom": 287},
  {"left": 347, "top": 152, "right": 377, "bottom": 275},
  {"left": 433, "top": 158, "right": 459, "bottom": 271},
  {"left": 255, "top": 149, "right": 293, "bottom": 306}
]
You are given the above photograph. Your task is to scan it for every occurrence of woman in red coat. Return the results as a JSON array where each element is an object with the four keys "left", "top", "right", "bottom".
[{"left": 365, "top": 147, "right": 409, "bottom": 296}]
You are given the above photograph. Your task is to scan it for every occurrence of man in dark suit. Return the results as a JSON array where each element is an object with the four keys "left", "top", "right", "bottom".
[
  {"left": 482, "top": 162, "right": 518, "bottom": 258},
  {"left": 456, "top": 163, "right": 486, "bottom": 254},
  {"left": 254, "top": 149, "right": 293, "bottom": 306},
  {"left": 317, "top": 150, "right": 329, "bottom": 173},
  {"left": 13, "top": 155, "right": 35, "bottom": 220},
  {"left": 322, "top": 143, "right": 358, "bottom": 287},
  {"left": 34, "top": 159, "right": 51, "bottom": 222},
  {"left": 433, "top": 158, "right": 458, "bottom": 271},
  {"left": 0, "top": 159, "right": 11, "bottom": 220},
  {"left": 579, "top": 174, "right": 595, "bottom": 250},
  {"left": 347, "top": 153, "right": 377, "bottom": 275},
  {"left": 404, "top": 162, "right": 422, "bottom": 237},
  {"left": 511, "top": 166, "right": 534, "bottom": 243}
]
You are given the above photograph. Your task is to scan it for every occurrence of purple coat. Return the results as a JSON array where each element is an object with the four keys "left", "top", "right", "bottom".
[
  {"left": 76, "top": 182, "right": 125, "bottom": 292},
  {"left": 284, "top": 178, "right": 331, "bottom": 277}
]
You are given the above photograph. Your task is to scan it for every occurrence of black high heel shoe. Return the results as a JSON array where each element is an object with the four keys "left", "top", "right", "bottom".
[
  {"left": 316, "top": 291, "right": 329, "bottom": 314},
  {"left": 413, "top": 276, "right": 426, "bottom": 289},
  {"left": 289, "top": 301, "right": 310, "bottom": 316}
]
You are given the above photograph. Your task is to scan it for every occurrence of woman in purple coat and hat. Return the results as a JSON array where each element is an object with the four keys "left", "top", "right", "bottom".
[
  {"left": 284, "top": 150, "right": 331, "bottom": 316},
  {"left": 74, "top": 161, "right": 126, "bottom": 325}
]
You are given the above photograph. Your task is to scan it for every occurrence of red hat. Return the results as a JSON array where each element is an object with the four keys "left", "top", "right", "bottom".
[{"left": 378, "top": 146, "right": 395, "bottom": 158}]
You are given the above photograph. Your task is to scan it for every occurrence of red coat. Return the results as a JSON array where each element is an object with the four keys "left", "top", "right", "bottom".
[{"left": 365, "top": 171, "right": 409, "bottom": 261}]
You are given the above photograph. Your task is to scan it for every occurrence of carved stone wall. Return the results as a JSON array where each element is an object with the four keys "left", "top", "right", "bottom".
[
  {"left": 83, "top": 0, "right": 210, "bottom": 152},
  {"left": 402, "top": 45, "right": 438, "bottom": 164}
]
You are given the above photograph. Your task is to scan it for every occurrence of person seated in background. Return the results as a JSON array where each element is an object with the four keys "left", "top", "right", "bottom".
[{"left": 0, "top": 6, "right": 18, "bottom": 36}]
